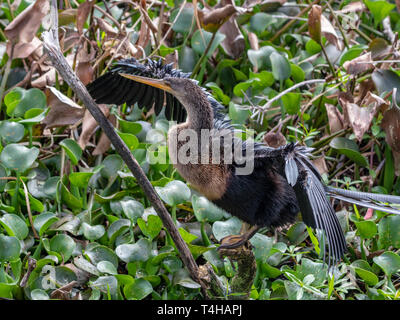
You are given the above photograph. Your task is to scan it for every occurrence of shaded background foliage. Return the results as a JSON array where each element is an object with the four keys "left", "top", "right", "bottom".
[{"left": 0, "top": 0, "right": 399, "bottom": 300}]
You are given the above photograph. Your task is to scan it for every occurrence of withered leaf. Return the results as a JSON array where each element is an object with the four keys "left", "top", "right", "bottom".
[
  {"left": 92, "top": 114, "right": 117, "bottom": 155},
  {"left": 325, "top": 103, "right": 345, "bottom": 133},
  {"left": 77, "top": 0, "right": 95, "bottom": 34},
  {"left": 78, "top": 105, "right": 109, "bottom": 150},
  {"left": 308, "top": 5, "right": 322, "bottom": 44},
  {"left": 339, "top": 1, "right": 366, "bottom": 13},
  {"left": 343, "top": 52, "right": 374, "bottom": 75},
  {"left": 4, "top": 0, "right": 49, "bottom": 43},
  {"left": 42, "top": 87, "right": 84, "bottom": 128},
  {"left": 320, "top": 14, "right": 341, "bottom": 50},
  {"left": 263, "top": 131, "right": 286, "bottom": 148},
  {"left": 381, "top": 103, "right": 400, "bottom": 153},
  {"left": 313, "top": 156, "right": 329, "bottom": 175}
]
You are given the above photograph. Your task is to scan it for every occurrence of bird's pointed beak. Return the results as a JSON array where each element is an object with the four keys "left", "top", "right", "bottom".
[{"left": 119, "top": 73, "right": 173, "bottom": 93}]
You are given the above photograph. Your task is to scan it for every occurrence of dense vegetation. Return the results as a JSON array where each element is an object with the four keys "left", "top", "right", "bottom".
[{"left": 0, "top": 0, "right": 400, "bottom": 300}]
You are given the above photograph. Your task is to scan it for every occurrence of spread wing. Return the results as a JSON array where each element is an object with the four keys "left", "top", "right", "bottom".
[{"left": 87, "top": 58, "right": 226, "bottom": 124}]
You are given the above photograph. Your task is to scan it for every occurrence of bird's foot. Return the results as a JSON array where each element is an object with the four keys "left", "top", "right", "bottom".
[{"left": 218, "top": 235, "right": 249, "bottom": 250}]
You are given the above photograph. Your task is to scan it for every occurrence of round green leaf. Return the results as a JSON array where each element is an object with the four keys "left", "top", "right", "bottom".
[
  {"left": 373, "top": 251, "right": 400, "bottom": 276},
  {"left": 33, "top": 212, "right": 59, "bottom": 236},
  {"left": 69, "top": 172, "right": 94, "bottom": 189},
  {"left": 0, "top": 144, "right": 39, "bottom": 172},
  {"left": 0, "top": 235, "right": 21, "bottom": 262},
  {"left": 171, "top": 6, "right": 194, "bottom": 33},
  {"left": 30, "top": 288, "right": 50, "bottom": 300},
  {"left": 124, "top": 278, "right": 153, "bottom": 300},
  {"left": 115, "top": 238, "right": 151, "bottom": 263},
  {"left": 50, "top": 234, "right": 76, "bottom": 262},
  {"left": 212, "top": 216, "right": 242, "bottom": 242},
  {"left": 192, "top": 195, "right": 226, "bottom": 222},
  {"left": 248, "top": 46, "right": 276, "bottom": 70},
  {"left": 378, "top": 215, "right": 400, "bottom": 249},
  {"left": 85, "top": 244, "right": 119, "bottom": 268},
  {"left": 0, "top": 121, "right": 25, "bottom": 142},
  {"left": 137, "top": 215, "right": 163, "bottom": 240},
  {"left": 270, "top": 52, "right": 291, "bottom": 82},
  {"left": 354, "top": 267, "right": 379, "bottom": 286},
  {"left": 155, "top": 180, "right": 191, "bottom": 206},
  {"left": 82, "top": 223, "right": 106, "bottom": 241},
  {"left": 97, "top": 261, "right": 118, "bottom": 275},
  {"left": 355, "top": 220, "right": 377, "bottom": 239},
  {"left": 0, "top": 214, "right": 29, "bottom": 240},
  {"left": 60, "top": 139, "right": 82, "bottom": 166}
]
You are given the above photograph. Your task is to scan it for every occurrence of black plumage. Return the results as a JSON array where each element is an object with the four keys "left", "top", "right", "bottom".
[{"left": 88, "top": 58, "right": 400, "bottom": 266}]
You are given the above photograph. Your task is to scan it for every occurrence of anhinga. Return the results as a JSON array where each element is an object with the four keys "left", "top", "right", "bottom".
[{"left": 88, "top": 58, "right": 400, "bottom": 265}]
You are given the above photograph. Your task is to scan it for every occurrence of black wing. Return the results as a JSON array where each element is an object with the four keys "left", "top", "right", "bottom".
[{"left": 87, "top": 58, "right": 226, "bottom": 124}]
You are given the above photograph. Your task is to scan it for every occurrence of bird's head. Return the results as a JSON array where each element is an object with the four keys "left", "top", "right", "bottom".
[{"left": 119, "top": 73, "right": 206, "bottom": 107}]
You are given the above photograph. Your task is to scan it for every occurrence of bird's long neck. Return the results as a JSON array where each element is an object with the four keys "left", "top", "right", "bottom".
[{"left": 180, "top": 94, "right": 214, "bottom": 132}]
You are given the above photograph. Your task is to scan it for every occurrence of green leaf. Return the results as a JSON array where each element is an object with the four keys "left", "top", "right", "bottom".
[
  {"left": 97, "top": 261, "right": 118, "bottom": 275},
  {"left": 364, "top": 1, "right": 395, "bottom": 28},
  {"left": 330, "top": 137, "right": 368, "bottom": 167},
  {"left": 155, "top": 180, "right": 191, "bottom": 206},
  {"left": 228, "top": 102, "right": 251, "bottom": 124},
  {"left": 85, "top": 244, "right": 119, "bottom": 268},
  {"left": 30, "top": 288, "right": 50, "bottom": 300},
  {"left": 355, "top": 220, "right": 377, "bottom": 239},
  {"left": 290, "top": 64, "right": 305, "bottom": 83},
  {"left": 50, "top": 234, "right": 76, "bottom": 262},
  {"left": 60, "top": 139, "right": 82, "bottom": 165},
  {"left": 282, "top": 93, "right": 301, "bottom": 115},
  {"left": 373, "top": 251, "right": 400, "bottom": 276},
  {"left": 69, "top": 172, "right": 94, "bottom": 189},
  {"left": 270, "top": 52, "right": 291, "bottom": 82},
  {"left": 124, "top": 278, "right": 153, "bottom": 300},
  {"left": 33, "top": 212, "right": 59, "bottom": 236},
  {"left": 0, "top": 144, "right": 39, "bottom": 172},
  {"left": 81, "top": 223, "right": 106, "bottom": 241},
  {"left": 171, "top": 6, "right": 194, "bottom": 33},
  {"left": 212, "top": 217, "right": 242, "bottom": 242},
  {"left": 378, "top": 215, "right": 400, "bottom": 249},
  {"left": 192, "top": 194, "right": 226, "bottom": 222},
  {"left": 107, "top": 219, "right": 131, "bottom": 244},
  {"left": 371, "top": 69, "right": 400, "bottom": 104},
  {"left": 191, "top": 30, "right": 225, "bottom": 58},
  {"left": 0, "top": 121, "right": 25, "bottom": 142},
  {"left": 249, "top": 12, "right": 274, "bottom": 33},
  {"left": 137, "top": 215, "right": 163, "bottom": 240},
  {"left": 354, "top": 267, "right": 379, "bottom": 286},
  {"left": 248, "top": 46, "right": 276, "bottom": 70},
  {"left": 4, "top": 87, "right": 46, "bottom": 118},
  {"left": 0, "top": 214, "right": 29, "bottom": 240},
  {"left": 0, "top": 235, "right": 21, "bottom": 262},
  {"left": 115, "top": 238, "right": 151, "bottom": 263},
  {"left": 249, "top": 233, "right": 274, "bottom": 263}
]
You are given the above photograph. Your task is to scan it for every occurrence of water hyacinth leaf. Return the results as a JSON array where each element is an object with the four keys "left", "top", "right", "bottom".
[
  {"left": 155, "top": 180, "right": 191, "bottom": 206},
  {"left": 4, "top": 87, "right": 46, "bottom": 118},
  {"left": 330, "top": 137, "right": 368, "bottom": 167},
  {"left": 229, "top": 102, "right": 251, "bottom": 124},
  {"left": 33, "top": 212, "right": 59, "bottom": 236},
  {"left": 0, "top": 235, "right": 21, "bottom": 262},
  {"left": 107, "top": 219, "right": 131, "bottom": 244},
  {"left": 137, "top": 215, "right": 163, "bottom": 240},
  {"left": 90, "top": 276, "right": 118, "bottom": 299},
  {"left": 81, "top": 223, "right": 106, "bottom": 241},
  {"left": 60, "top": 182, "right": 82, "bottom": 210},
  {"left": 0, "top": 144, "right": 39, "bottom": 172},
  {"left": 117, "top": 117, "right": 142, "bottom": 135},
  {"left": 373, "top": 251, "right": 400, "bottom": 276},
  {"left": 0, "top": 164, "right": 7, "bottom": 192},
  {"left": 124, "top": 278, "right": 153, "bottom": 300},
  {"left": 212, "top": 217, "right": 242, "bottom": 242},
  {"left": 248, "top": 46, "right": 276, "bottom": 70},
  {"left": 60, "top": 139, "right": 82, "bottom": 165},
  {"left": 378, "top": 215, "right": 400, "bottom": 249},
  {"left": 69, "top": 172, "right": 94, "bottom": 189},
  {"left": 115, "top": 238, "right": 151, "bottom": 263},
  {"left": 249, "top": 12, "right": 274, "bottom": 33},
  {"left": 173, "top": 269, "right": 201, "bottom": 289},
  {"left": 171, "top": 6, "right": 194, "bottom": 33},
  {"left": 0, "top": 214, "right": 29, "bottom": 240},
  {"left": 73, "top": 255, "right": 100, "bottom": 276},
  {"left": 192, "top": 195, "right": 226, "bottom": 222},
  {"left": 30, "top": 289, "right": 50, "bottom": 300},
  {"left": 162, "top": 256, "right": 182, "bottom": 273},
  {"left": 0, "top": 121, "right": 25, "bottom": 142},
  {"left": 97, "top": 261, "right": 118, "bottom": 275},
  {"left": 85, "top": 245, "right": 119, "bottom": 268},
  {"left": 249, "top": 233, "right": 274, "bottom": 263},
  {"left": 191, "top": 30, "right": 225, "bottom": 58},
  {"left": 101, "top": 154, "right": 124, "bottom": 180},
  {"left": 270, "top": 52, "right": 291, "bottom": 82},
  {"left": 120, "top": 198, "right": 144, "bottom": 222},
  {"left": 355, "top": 220, "right": 377, "bottom": 239},
  {"left": 50, "top": 234, "right": 76, "bottom": 262},
  {"left": 179, "top": 227, "right": 198, "bottom": 244}
]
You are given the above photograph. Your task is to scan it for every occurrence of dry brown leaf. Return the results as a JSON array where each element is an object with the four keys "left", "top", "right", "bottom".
[
  {"left": 92, "top": 114, "right": 117, "bottom": 155},
  {"left": 42, "top": 87, "right": 84, "bottom": 128},
  {"left": 339, "top": 1, "right": 366, "bottom": 13},
  {"left": 313, "top": 156, "right": 329, "bottom": 175},
  {"left": 320, "top": 14, "right": 342, "bottom": 50},
  {"left": 31, "top": 67, "right": 57, "bottom": 88},
  {"left": 96, "top": 18, "right": 119, "bottom": 37},
  {"left": 4, "top": 0, "right": 49, "bottom": 43},
  {"left": 325, "top": 103, "right": 345, "bottom": 133},
  {"left": 339, "top": 93, "right": 379, "bottom": 141},
  {"left": 263, "top": 131, "right": 286, "bottom": 148},
  {"left": 308, "top": 5, "right": 322, "bottom": 43},
  {"left": 343, "top": 52, "right": 374, "bottom": 75},
  {"left": 8, "top": 36, "right": 42, "bottom": 59},
  {"left": 381, "top": 104, "right": 400, "bottom": 153},
  {"left": 77, "top": 0, "right": 95, "bottom": 34},
  {"left": 78, "top": 105, "right": 109, "bottom": 150},
  {"left": 397, "top": 0, "right": 400, "bottom": 13}
]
